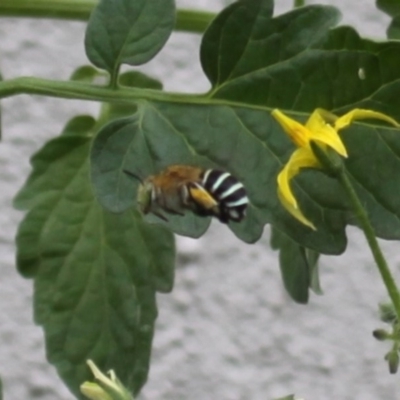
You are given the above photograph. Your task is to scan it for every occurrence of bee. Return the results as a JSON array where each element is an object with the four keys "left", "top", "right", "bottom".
[{"left": 123, "top": 164, "right": 248, "bottom": 223}]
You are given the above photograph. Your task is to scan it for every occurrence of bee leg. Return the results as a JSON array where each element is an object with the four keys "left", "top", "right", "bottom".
[
  {"left": 179, "top": 185, "right": 191, "bottom": 206},
  {"left": 153, "top": 210, "right": 169, "bottom": 221},
  {"left": 155, "top": 203, "right": 185, "bottom": 216},
  {"left": 218, "top": 209, "right": 230, "bottom": 224},
  {"left": 163, "top": 207, "right": 185, "bottom": 216}
]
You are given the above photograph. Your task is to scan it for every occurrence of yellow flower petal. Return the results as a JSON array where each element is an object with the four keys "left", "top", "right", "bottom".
[
  {"left": 272, "top": 107, "right": 399, "bottom": 230},
  {"left": 272, "top": 109, "right": 311, "bottom": 147},
  {"left": 278, "top": 189, "right": 316, "bottom": 230},
  {"left": 310, "top": 108, "right": 337, "bottom": 125},
  {"left": 305, "top": 109, "right": 348, "bottom": 157},
  {"left": 277, "top": 147, "right": 319, "bottom": 229},
  {"left": 334, "top": 109, "right": 400, "bottom": 131}
]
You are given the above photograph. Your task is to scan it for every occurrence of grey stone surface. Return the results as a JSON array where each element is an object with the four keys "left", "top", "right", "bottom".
[{"left": 0, "top": 1, "right": 399, "bottom": 399}]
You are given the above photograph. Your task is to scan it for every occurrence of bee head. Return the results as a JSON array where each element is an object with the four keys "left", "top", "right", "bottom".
[
  {"left": 137, "top": 181, "right": 154, "bottom": 214},
  {"left": 123, "top": 169, "right": 153, "bottom": 214}
]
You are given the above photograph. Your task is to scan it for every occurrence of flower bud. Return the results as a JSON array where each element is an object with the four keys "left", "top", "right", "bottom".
[
  {"left": 372, "top": 329, "right": 390, "bottom": 341},
  {"left": 379, "top": 303, "right": 397, "bottom": 324},
  {"left": 81, "top": 382, "right": 113, "bottom": 400},
  {"left": 80, "top": 360, "right": 134, "bottom": 400},
  {"left": 385, "top": 350, "right": 399, "bottom": 374}
]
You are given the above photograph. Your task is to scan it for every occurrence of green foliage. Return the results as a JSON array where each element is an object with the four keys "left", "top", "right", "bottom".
[
  {"left": 386, "top": 349, "right": 400, "bottom": 373},
  {"left": 91, "top": 111, "right": 213, "bottom": 238},
  {"left": 271, "top": 227, "right": 321, "bottom": 304},
  {"left": 387, "top": 17, "right": 400, "bottom": 38},
  {"left": 2, "top": 0, "right": 400, "bottom": 397},
  {"left": 376, "top": 0, "right": 400, "bottom": 38},
  {"left": 92, "top": 0, "right": 400, "bottom": 253},
  {"left": 14, "top": 112, "right": 175, "bottom": 396},
  {"left": 70, "top": 65, "right": 107, "bottom": 83},
  {"left": 201, "top": 1, "right": 341, "bottom": 103},
  {"left": 377, "top": 0, "right": 400, "bottom": 18},
  {"left": 84, "top": 0, "right": 175, "bottom": 77},
  {"left": 373, "top": 302, "right": 400, "bottom": 374},
  {"left": 380, "top": 302, "right": 398, "bottom": 324}
]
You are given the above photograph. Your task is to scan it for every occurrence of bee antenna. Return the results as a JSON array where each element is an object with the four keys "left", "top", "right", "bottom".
[{"left": 123, "top": 169, "right": 144, "bottom": 184}]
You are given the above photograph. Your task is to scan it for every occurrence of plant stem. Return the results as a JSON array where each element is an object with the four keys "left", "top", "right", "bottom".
[
  {"left": 0, "top": 0, "right": 94, "bottom": 20},
  {"left": 294, "top": 0, "right": 305, "bottom": 7},
  {"left": 339, "top": 168, "right": 400, "bottom": 320},
  {"left": 109, "top": 65, "right": 120, "bottom": 90},
  {"left": 0, "top": 0, "right": 215, "bottom": 34},
  {"left": 175, "top": 9, "right": 215, "bottom": 33},
  {"left": 0, "top": 76, "right": 268, "bottom": 112}
]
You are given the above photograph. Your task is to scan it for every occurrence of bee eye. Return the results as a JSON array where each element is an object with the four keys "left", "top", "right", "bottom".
[{"left": 137, "top": 183, "right": 153, "bottom": 214}]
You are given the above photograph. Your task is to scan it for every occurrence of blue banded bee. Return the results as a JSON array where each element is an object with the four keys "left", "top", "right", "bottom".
[{"left": 123, "top": 165, "right": 248, "bottom": 223}]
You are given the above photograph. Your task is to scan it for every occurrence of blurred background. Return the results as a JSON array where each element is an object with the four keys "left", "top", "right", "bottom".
[{"left": 0, "top": 0, "right": 399, "bottom": 399}]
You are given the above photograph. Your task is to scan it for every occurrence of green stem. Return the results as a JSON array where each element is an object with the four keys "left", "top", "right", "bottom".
[
  {"left": 0, "top": 0, "right": 94, "bottom": 20},
  {"left": 0, "top": 76, "right": 190, "bottom": 103},
  {"left": 294, "top": 0, "right": 305, "bottom": 7},
  {"left": 310, "top": 142, "right": 400, "bottom": 319},
  {"left": 0, "top": 76, "right": 269, "bottom": 112},
  {"left": 339, "top": 168, "right": 400, "bottom": 320},
  {"left": 109, "top": 65, "right": 120, "bottom": 90},
  {"left": 175, "top": 9, "right": 215, "bottom": 33},
  {"left": 0, "top": 0, "right": 215, "bottom": 34}
]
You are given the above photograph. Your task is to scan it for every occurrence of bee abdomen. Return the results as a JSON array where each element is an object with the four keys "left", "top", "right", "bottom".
[{"left": 201, "top": 169, "right": 248, "bottom": 222}]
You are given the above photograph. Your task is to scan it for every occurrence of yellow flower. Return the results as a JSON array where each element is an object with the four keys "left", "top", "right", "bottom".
[
  {"left": 272, "top": 108, "right": 400, "bottom": 230},
  {"left": 80, "top": 360, "right": 134, "bottom": 400}
]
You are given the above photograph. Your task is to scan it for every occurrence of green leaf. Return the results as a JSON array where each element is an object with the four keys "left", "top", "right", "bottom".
[
  {"left": 90, "top": 101, "right": 338, "bottom": 249},
  {"left": 387, "top": 16, "right": 400, "bottom": 38},
  {"left": 15, "top": 116, "right": 96, "bottom": 211},
  {"left": 379, "top": 302, "right": 397, "bottom": 324},
  {"left": 201, "top": 1, "right": 341, "bottom": 104},
  {"left": 90, "top": 110, "right": 212, "bottom": 239},
  {"left": 84, "top": 0, "right": 175, "bottom": 75},
  {"left": 377, "top": 0, "right": 400, "bottom": 18},
  {"left": 271, "top": 227, "right": 314, "bottom": 304},
  {"left": 90, "top": 97, "right": 400, "bottom": 251},
  {"left": 306, "top": 248, "right": 322, "bottom": 295},
  {"left": 119, "top": 70, "right": 162, "bottom": 90},
  {"left": 200, "top": 0, "right": 273, "bottom": 87},
  {"left": 91, "top": 0, "right": 400, "bottom": 252},
  {"left": 70, "top": 65, "right": 107, "bottom": 83},
  {"left": 377, "top": 0, "right": 400, "bottom": 39},
  {"left": 201, "top": 1, "right": 400, "bottom": 121},
  {"left": 91, "top": 103, "right": 271, "bottom": 243},
  {"left": 14, "top": 116, "right": 175, "bottom": 397}
]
